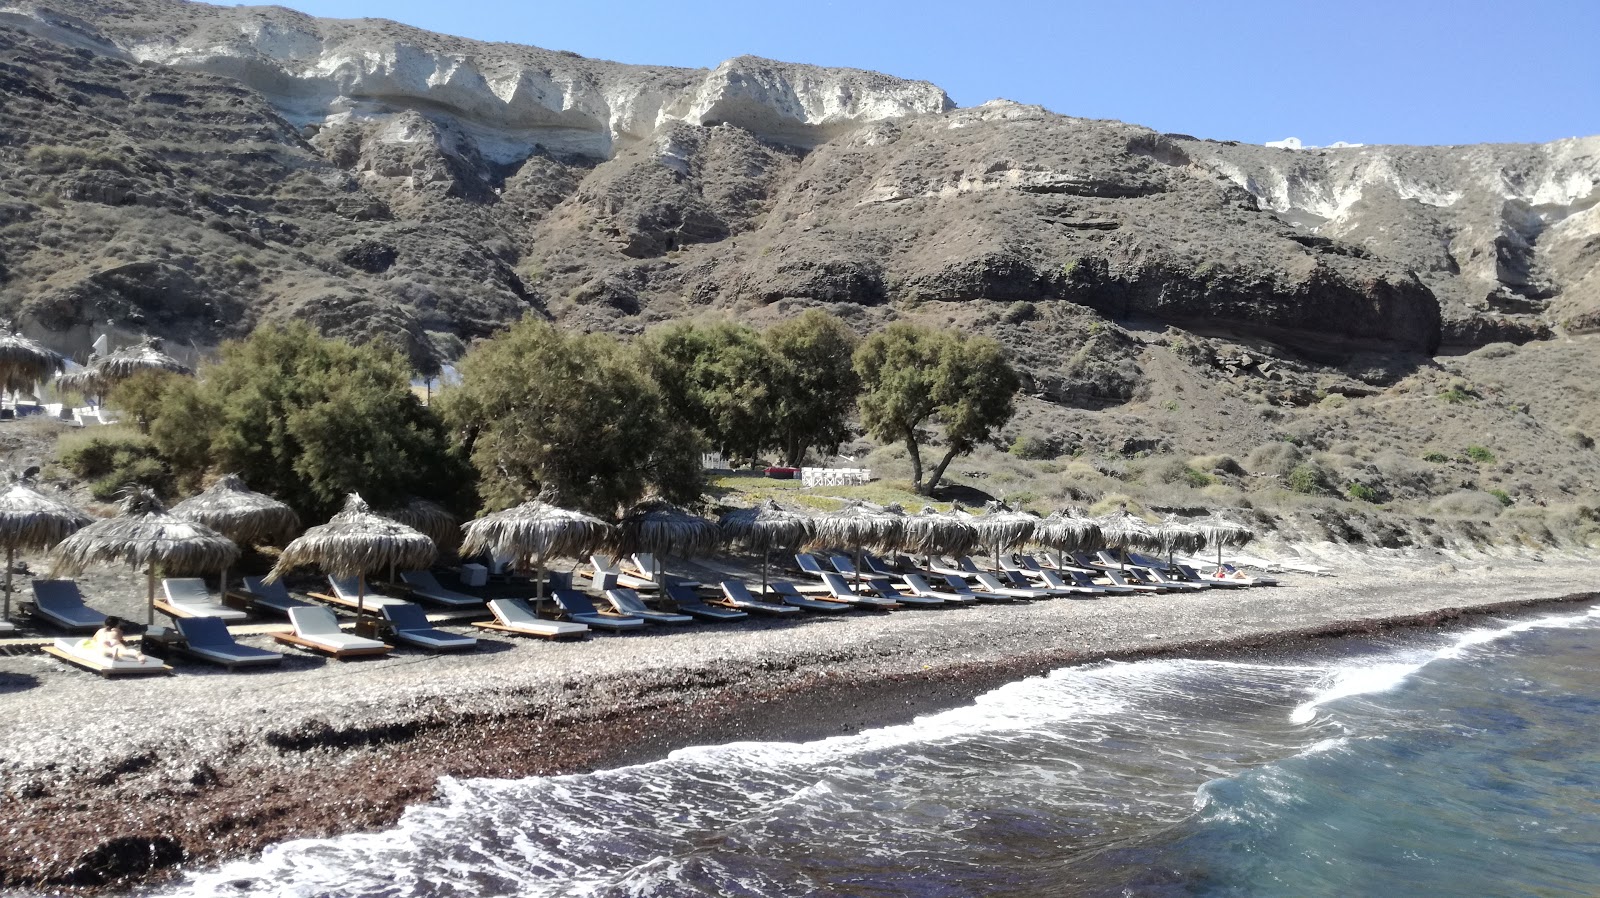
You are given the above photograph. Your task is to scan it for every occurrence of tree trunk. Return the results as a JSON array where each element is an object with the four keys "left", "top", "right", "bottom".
[
  {"left": 925, "top": 446, "right": 963, "bottom": 496},
  {"left": 907, "top": 429, "right": 925, "bottom": 493}
]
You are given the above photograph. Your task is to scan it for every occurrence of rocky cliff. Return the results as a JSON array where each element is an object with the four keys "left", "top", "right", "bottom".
[{"left": 0, "top": 0, "right": 1595, "bottom": 376}]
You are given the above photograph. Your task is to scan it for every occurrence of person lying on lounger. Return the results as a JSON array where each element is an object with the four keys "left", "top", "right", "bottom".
[
  {"left": 1211, "top": 564, "right": 1250, "bottom": 580},
  {"left": 92, "top": 616, "right": 146, "bottom": 662}
]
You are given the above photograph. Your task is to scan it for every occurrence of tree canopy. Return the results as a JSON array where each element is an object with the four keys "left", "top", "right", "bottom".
[
  {"left": 438, "top": 318, "right": 704, "bottom": 516},
  {"left": 638, "top": 311, "right": 859, "bottom": 466},
  {"left": 855, "top": 322, "right": 1019, "bottom": 495},
  {"left": 142, "top": 322, "right": 465, "bottom": 520}
]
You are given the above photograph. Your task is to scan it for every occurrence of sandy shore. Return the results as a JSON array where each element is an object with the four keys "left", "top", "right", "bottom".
[{"left": 0, "top": 544, "right": 1594, "bottom": 892}]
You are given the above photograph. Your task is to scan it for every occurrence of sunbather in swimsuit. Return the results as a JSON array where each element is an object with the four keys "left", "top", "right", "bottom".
[{"left": 91, "top": 616, "right": 146, "bottom": 662}]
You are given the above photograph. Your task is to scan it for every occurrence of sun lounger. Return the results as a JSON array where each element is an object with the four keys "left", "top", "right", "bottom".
[
  {"left": 956, "top": 556, "right": 987, "bottom": 575},
  {"left": 769, "top": 580, "right": 853, "bottom": 613},
  {"left": 900, "top": 573, "right": 979, "bottom": 605},
  {"left": 476, "top": 598, "right": 591, "bottom": 640},
  {"left": 588, "top": 555, "right": 656, "bottom": 591},
  {"left": 274, "top": 606, "right": 392, "bottom": 658},
  {"left": 316, "top": 576, "right": 411, "bottom": 613},
  {"left": 605, "top": 588, "right": 694, "bottom": 624},
  {"left": 1101, "top": 570, "right": 1168, "bottom": 593},
  {"left": 0, "top": 620, "right": 14, "bottom": 634},
  {"left": 30, "top": 580, "right": 110, "bottom": 633},
  {"left": 828, "top": 555, "right": 862, "bottom": 578},
  {"left": 924, "top": 557, "right": 968, "bottom": 577},
  {"left": 718, "top": 581, "right": 803, "bottom": 615},
  {"left": 1135, "top": 566, "right": 1211, "bottom": 591},
  {"left": 237, "top": 576, "right": 314, "bottom": 616},
  {"left": 398, "top": 570, "right": 484, "bottom": 608},
  {"left": 382, "top": 602, "right": 480, "bottom": 651},
  {"left": 973, "top": 571, "right": 1060, "bottom": 599},
  {"left": 551, "top": 590, "right": 647, "bottom": 631},
  {"left": 157, "top": 578, "right": 249, "bottom": 621},
  {"left": 1023, "top": 567, "right": 1107, "bottom": 597},
  {"left": 864, "top": 577, "right": 944, "bottom": 606},
  {"left": 793, "top": 553, "right": 832, "bottom": 579},
  {"left": 45, "top": 637, "right": 170, "bottom": 677},
  {"left": 173, "top": 617, "right": 282, "bottom": 670},
  {"left": 819, "top": 573, "right": 900, "bottom": 609},
  {"left": 939, "top": 574, "right": 1016, "bottom": 603},
  {"left": 664, "top": 584, "right": 747, "bottom": 622}
]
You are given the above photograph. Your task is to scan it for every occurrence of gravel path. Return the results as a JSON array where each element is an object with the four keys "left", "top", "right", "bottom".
[{"left": 0, "top": 544, "right": 1594, "bottom": 891}]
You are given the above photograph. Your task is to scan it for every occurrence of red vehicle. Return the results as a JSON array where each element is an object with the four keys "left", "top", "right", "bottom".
[{"left": 764, "top": 466, "right": 800, "bottom": 479}]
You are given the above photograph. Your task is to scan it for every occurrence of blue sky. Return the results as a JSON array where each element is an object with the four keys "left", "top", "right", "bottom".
[{"left": 242, "top": 0, "right": 1597, "bottom": 146}]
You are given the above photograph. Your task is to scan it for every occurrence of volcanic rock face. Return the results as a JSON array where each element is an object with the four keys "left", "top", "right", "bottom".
[{"left": 0, "top": 0, "right": 1594, "bottom": 377}]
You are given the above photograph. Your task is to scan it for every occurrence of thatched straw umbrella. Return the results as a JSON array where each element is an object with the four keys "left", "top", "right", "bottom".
[
  {"left": 170, "top": 474, "right": 300, "bottom": 595},
  {"left": 718, "top": 499, "right": 814, "bottom": 596},
  {"left": 1094, "top": 504, "right": 1162, "bottom": 571},
  {"left": 614, "top": 500, "right": 721, "bottom": 586},
  {"left": 387, "top": 498, "right": 461, "bottom": 553},
  {"left": 460, "top": 498, "right": 614, "bottom": 612},
  {"left": 1195, "top": 512, "right": 1255, "bottom": 570},
  {"left": 1157, "top": 515, "right": 1207, "bottom": 569},
  {"left": 0, "top": 330, "right": 64, "bottom": 398},
  {"left": 969, "top": 500, "right": 1040, "bottom": 569},
  {"left": 0, "top": 480, "right": 90, "bottom": 621},
  {"left": 50, "top": 489, "right": 239, "bottom": 626},
  {"left": 809, "top": 500, "right": 907, "bottom": 588},
  {"left": 903, "top": 505, "right": 980, "bottom": 561},
  {"left": 1033, "top": 506, "right": 1103, "bottom": 569},
  {"left": 269, "top": 494, "right": 436, "bottom": 621},
  {"left": 58, "top": 337, "right": 192, "bottom": 402}
]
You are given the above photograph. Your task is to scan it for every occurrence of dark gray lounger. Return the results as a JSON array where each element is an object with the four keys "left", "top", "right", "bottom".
[
  {"left": 241, "top": 576, "right": 315, "bottom": 615},
  {"left": 382, "top": 602, "right": 478, "bottom": 651},
  {"left": 718, "top": 581, "right": 801, "bottom": 615},
  {"left": 770, "top": 580, "right": 852, "bottom": 613},
  {"left": 552, "top": 590, "right": 647, "bottom": 631},
  {"left": 605, "top": 588, "right": 694, "bottom": 625},
  {"left": 665, "top": 585, "right": 747, "bottom": 622},
  {"left": 30, "top": 580, "right": 108, "bottom": 632},
  {"left": 864, "top": 577, "right": 944, "bottom": 606},
  {"left": 174, "top": 617, "right": 282, "bottom": 670},
  {"left": 398, "top": 570, "right": 485, "bottom": 607}
]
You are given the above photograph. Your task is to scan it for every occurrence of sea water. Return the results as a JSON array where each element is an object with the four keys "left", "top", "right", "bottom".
[{"left": 157, "top": 603, "right": 1600, "bottom": 897}]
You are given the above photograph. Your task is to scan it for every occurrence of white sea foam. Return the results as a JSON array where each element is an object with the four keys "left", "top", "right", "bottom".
[{"left": 1290, "top": 603, "right": 1600, "bottom": 724}]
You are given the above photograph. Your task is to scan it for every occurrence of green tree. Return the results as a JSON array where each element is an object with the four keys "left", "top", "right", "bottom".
[
  {"left": 146, "top": 323, "right": 465, "bottom": 520},
  {"left": 106, "top": 369, "right": 185, "bottom": 434},
  {"left": 763, "top": 310, "right": 860, "bottom": 466},
  {"left": 638, "top": 320, "right": 774, "bottom": 463},
  {"left": 438, "top": 318, "right": 703, "bottom": 516},
  {"left": 854, "top": 323, "right": 1020, "bottom": 495}
]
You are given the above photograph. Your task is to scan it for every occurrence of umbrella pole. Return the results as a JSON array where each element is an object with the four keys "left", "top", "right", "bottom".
[
  {"left": 3, "top": 546, "right": 12, "bottom": 622},
  {"left": 146, "top": 566, "right": 155, "bottom": 626},
  {"left": 535, "top": 559, "right": 545, "bottom": 617},
  {"left": 358, "top": 572, "right": 367, "bottom": 620},
  {"left": 761, "top": 547, "right": 770, "bottom": 597},
  {"left": 854, "top": 544, "right": 862, "bottom": 590}
]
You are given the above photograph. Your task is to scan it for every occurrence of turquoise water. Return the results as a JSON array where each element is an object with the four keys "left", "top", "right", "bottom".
[{"left": 157, "top": 603, "right": 1600, "bottom": 897}]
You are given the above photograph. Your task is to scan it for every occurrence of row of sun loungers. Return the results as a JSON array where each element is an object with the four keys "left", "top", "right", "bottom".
[{"left": 24, "top": 545, "right": 1280, "bottom": 676}]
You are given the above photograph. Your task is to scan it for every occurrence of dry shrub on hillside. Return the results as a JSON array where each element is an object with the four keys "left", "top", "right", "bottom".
[
  {"left": 1247, "top": 441, "right": 1303, "bottom": 478},
  {"left": 1428, "top": 490, "right": 1506, "bottom": 520}
]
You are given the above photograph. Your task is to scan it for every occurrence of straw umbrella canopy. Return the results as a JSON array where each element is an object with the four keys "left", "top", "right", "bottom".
[
  {"left": 0, "top": 330, "right": 64, "bottom": 397},
  {"left": 268, "top": 493, "right": 436, "bottom": 620},
  {"left": 1033, "top": 506, "right": 1103, "bottom": 568},
  {"left": 170, "top": 474, "right": 300, "bottom": 594},
  {"left": 718, "top": 499, "right": 815, "bottom": 596},
  {"left": 1156, "top": 515, "right": 1207, "bottom": 568},
  {"left": 969, "top": 500, "right": 1040, "bottom": 568},
  {"left": 1195, "top": 512, "right": 1255, "bottom": 569},
  {"left": 58, "top": 337, "right": 192, "bottom": 401},
  {"left": 460, "top": 498, "right": 614, "bottom": 610},
  {"left": 1094, "top": 505, "right": 1163, "bottom": 570},
  {"left": 809, "top": 500, "right": 907, "bottom": 587},
  {"left": 903, "top": 505, "right": 980, "bottom": 560},
  {"left": 387, "top": 498, "right": 461, "bottom": 554},
  {"left": 0, "top": 480, "right": 90, "bottom": 621},
  {"left": 614, "top": 500, "right": 721, "bottom": 586},
  {"left": 50, "top": 489, "right": 239, "bottom": 626}
]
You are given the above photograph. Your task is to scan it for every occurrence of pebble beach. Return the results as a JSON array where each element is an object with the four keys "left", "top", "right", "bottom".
[{"left": 0, "top": 546, "right": 1594, "bottom": 892}]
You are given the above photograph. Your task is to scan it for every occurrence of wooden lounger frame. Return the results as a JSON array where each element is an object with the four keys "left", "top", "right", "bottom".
[
  {"left": 272, "top": 632, "right": 392, "bottom": 659},
  {"left": 44, "top": 644, "right": 172, "bottom": 678},
  {"left": 472, "top": 621, "right": 588, "bottom": 641}
]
